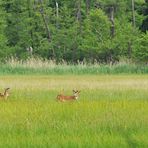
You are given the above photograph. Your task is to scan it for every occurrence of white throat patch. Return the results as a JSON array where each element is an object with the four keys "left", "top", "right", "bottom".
[{"left": 75, "top": 96, "right": 78, "bottom": 100}]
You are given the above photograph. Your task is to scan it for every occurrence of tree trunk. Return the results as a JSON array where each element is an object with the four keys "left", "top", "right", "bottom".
[
  {"left": 38, "top": 0, "right": 51, "bottom": 42},
  {"left": 72, "top": 0, "right": 82, "bottom": 62},
  {"left": 128, "top": 41, "right": 132, "bottom": 59},
  {"left": 27, "top": 0, "right": 34, "bottom": 49},
  {"left": 132, "top": 0, "right": 136, "bottom": 27},
  {"left": 55, "top": 1, "right": 59, "bottom": 29},
  {"left": 109, "top": 6, "right": 115, "bottom": 38},
  {"left": 86, "top": 0, "right": 90, "bottom": 15},
  {"left": 76, "top": 0, "right": 82, "bottom": 26}
]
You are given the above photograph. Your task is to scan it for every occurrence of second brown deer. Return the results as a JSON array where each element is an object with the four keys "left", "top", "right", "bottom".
[
  {"left": 57, "top": 90, "right": 80, "bottom": 102},
  {"left": 0, "top": 88, "right": 10, "bottom": 100}
]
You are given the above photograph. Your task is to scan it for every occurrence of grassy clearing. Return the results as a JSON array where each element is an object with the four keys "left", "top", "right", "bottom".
[{"left": 0, "top": 75, "right": 148, "bottom": 147}]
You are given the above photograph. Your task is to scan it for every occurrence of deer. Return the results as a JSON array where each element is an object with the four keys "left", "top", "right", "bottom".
[
  {"left": 0, "top": 88, "right": 10, "bottom": 100},
  {"left": 57, "top": 90, "right": 81, "bottom": 102}
]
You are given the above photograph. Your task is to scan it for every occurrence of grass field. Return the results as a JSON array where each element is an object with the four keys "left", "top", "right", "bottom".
[
  {"left": 0, "top": 57, "right": 148, "bottom": 75},
  {"left": 0, "top": 75, "right": 148, "bottom": 147}
]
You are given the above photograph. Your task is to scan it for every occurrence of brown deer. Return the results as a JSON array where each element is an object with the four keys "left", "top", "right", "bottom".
[
  {"left": 57, "top": 90, "right": 80, "bottom": 102},
  {"left": 0, "top": 88, "right": 10, "bottom": 100}
]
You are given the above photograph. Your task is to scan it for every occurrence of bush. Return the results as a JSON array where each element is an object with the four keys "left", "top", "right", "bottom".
[{"left": 133, "top": 32, "right": 148, "bottom": 63}]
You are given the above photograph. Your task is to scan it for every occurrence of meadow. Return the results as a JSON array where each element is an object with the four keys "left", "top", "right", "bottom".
[
  {"left": 0, "top": 75, "right": 148, "bottom": 148},
  {"left": 0, "top": 57, "right": 148, "bottom": 75}
]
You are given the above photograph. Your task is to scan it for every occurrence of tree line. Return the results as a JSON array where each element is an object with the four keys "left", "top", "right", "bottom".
[{"left": 0, "top": 0, "right": 148, "bottom": 63}]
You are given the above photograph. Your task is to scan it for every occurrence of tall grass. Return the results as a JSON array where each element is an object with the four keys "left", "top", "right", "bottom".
[
  {"left": 0, "top": 75, "right": 148, "bottom": 147},
  {"left": 0, "top": 57, "right": 148, "bottom": 75}
]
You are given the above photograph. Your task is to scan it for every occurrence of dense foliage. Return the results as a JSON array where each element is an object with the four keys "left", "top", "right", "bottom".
[{"left": 0, "top": 0, "right": 147, "bottom": 63}]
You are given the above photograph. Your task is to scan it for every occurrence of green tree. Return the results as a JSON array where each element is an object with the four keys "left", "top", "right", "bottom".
[
  {"left": 80, "top": 9, "right": 110, "bottom": 62},
  {"left": 133, "top": 32, "right": 148, "bottom": 62},
  {"left": 0, "top": 0, "right": 9, "bottom": 60}
]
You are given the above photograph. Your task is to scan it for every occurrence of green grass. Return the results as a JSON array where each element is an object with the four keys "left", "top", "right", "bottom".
[
  {"left": 0, "top": 57, "right": 148, "bottom": 75},
  {"left": 0, "top": 75, "right": 148, "bottom": 147},
  {"left": 1, "top": 64, "right": 148, "bottom": 75}
]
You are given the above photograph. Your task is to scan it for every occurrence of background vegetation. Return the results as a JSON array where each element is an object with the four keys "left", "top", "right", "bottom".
[
  {"left": 0, "top": 57, "right": 148, "bottom": 75},
  {"left": 0, "top": 0, "right": 148, "bottom": 63}
]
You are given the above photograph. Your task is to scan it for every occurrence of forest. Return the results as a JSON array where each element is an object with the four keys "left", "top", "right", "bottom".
[{"left": 0, "top": 0, "right": 148, "bottom": 63}]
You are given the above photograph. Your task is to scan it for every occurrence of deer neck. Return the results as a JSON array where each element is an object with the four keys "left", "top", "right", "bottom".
[
  {"left": 74, "top": 95, "right": 78, "bottom": 100},
  {"left": 4, "top": 90, "right": 9, "bottom": 97}
]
